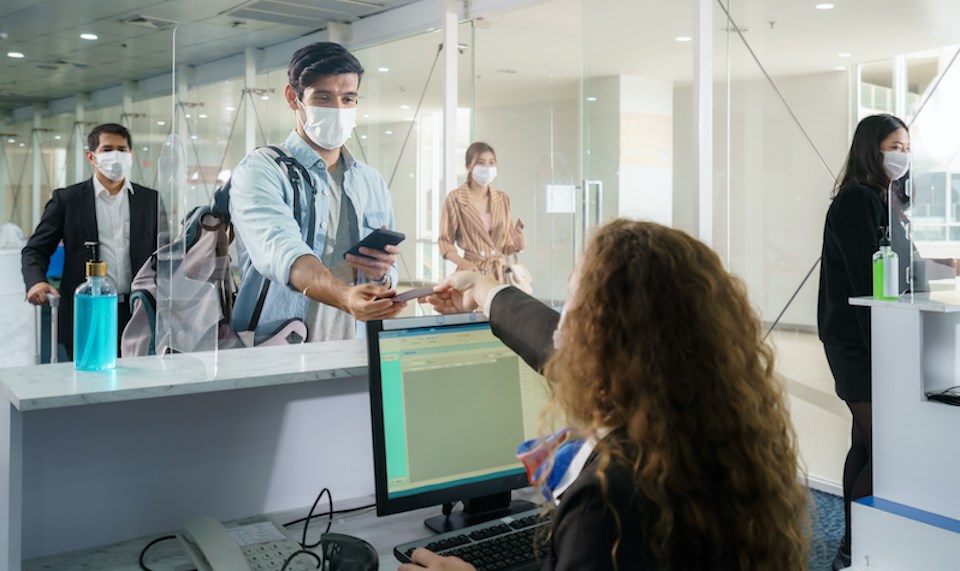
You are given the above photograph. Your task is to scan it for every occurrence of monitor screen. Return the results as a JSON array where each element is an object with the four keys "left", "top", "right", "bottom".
[{"left": 367, "top": 314, "right": 551, "bottom": 519}]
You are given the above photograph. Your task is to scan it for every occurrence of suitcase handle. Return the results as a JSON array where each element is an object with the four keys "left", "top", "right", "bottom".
[
  {"left": 35, "top": 294, "right": 60, "bottom": 365},
  {"left": 47, "top": 294, "right": 59, "bottom": 364}
]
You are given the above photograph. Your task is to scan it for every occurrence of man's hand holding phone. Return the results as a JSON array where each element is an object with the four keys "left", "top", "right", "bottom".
[{"left": 344, "top": 226, "right": 405, "bottom": 283}]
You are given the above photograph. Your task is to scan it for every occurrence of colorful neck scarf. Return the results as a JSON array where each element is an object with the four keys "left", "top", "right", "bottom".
[{"left": 516, "top": 428, "right": 586, "bottom": 502}]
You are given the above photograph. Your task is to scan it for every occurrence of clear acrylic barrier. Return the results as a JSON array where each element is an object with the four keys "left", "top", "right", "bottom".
[
  {"left": 164, "top": 22, "right": 468, "bottom": 348},
  {"left": 155, "top": 128, "right": 220, "bottom": 356},
  {"left": 906, "top": 46, "right": 960, "bottom": 294},
  {"left": 472, "top": 19, "right": 584, "bottom": 303}
]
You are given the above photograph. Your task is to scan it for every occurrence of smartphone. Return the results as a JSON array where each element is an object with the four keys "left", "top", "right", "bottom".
[{"left": 344, "top": 228, "right": 405, "bottom": 260}]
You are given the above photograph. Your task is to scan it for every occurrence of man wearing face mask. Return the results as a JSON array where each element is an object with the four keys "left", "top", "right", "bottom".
[
  {"left": 21, "top": 123, "right": 161, "bottom": 359},
  {"left": 228, "top": 42, "right": 404, "bottom": 343}
]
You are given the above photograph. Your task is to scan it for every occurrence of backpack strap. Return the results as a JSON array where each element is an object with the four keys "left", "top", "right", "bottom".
[
  {"left": 247, "top": 145, "right": 318, "bottom": 334},
  {"left": 263, "top": 145, "right": 317, "bottom": 245}
]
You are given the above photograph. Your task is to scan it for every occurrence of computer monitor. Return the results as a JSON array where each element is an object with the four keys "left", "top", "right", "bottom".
[{"left": 367, "top": 313, "right": 552, "bottom": 533}]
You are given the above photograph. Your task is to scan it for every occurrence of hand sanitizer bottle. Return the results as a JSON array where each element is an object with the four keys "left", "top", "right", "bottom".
[
  {"left": 872, "top": 227, "right": 899, "bottom": 300},
  {"left": 74, "top": 241, "right": 118, "bottom": 371}
]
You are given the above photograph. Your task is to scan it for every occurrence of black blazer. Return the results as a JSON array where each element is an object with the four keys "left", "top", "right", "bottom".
[
  {"left": 488, "top": 286, "right": 560, "bottom": 373},
  {"left": 488, "top": 287, "right": 657, "bottom": 570},
  {"left": 21, "top": 178, "right": 160, "bottom": 349}
]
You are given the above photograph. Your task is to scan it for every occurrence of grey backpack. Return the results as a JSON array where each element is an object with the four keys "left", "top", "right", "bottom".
[{"left": 121, "top": 146, "right": 314, "bottom": 356}]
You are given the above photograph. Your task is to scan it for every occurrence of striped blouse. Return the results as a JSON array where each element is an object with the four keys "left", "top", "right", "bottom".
[{"left": 438, "top": 184, "right": 526, "bottom": 282}]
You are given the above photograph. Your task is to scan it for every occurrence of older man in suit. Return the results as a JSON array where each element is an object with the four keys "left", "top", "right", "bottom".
[{"left": 21, "top": 123, "right": 160, "bottom": 359}]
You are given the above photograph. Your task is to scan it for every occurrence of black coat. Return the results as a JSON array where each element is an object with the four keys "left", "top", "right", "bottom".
[
  {"left": 21, "top": 178, "right": 160, "bottom": 349},
  {"left": 817, "top": 183, "right": 912, "bottom": 350},
  {"left": 488, "top": 287, "right": 656, "bottom": 570}
]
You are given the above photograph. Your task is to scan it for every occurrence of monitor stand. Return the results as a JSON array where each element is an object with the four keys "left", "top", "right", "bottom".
[{"left": 424, "top": 492, "right": 536, "bottom": 534}]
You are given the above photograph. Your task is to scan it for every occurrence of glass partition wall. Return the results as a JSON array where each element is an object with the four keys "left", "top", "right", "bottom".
[
  {"left": 5, "top": 0, "right": 960, "bottom": 495},
  {"left": 709, "top": 6, "right": 850, "bottom": 541}
]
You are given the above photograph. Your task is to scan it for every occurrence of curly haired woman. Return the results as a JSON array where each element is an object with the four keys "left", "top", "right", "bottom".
[{"left": 408, "top": 219, "right": 809, "bottom": 570}]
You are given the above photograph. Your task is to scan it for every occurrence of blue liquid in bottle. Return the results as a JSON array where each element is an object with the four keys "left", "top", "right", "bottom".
[{"left": 74, "top": 284, "right": 118, "bottom": 371}]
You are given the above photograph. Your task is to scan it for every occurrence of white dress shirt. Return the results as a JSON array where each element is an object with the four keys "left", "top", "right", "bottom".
[{"left": 93, "top": 176, "right": 133, "bottom": 294}]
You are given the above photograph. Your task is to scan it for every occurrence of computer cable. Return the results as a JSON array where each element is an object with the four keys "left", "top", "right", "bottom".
[
  {"left": 303, "top": 488, "right": 334, "bottom": 548},
  {"left": 279, "top": 487, "right": 334, "bottom": 570},
  {"left": 138, "top": 534, "right": 193, "bottom": 571},
  {"left": 925, "top": 386, "right": 960, "bottom": 406},
  {"left": 282, "top": 501, "right": 376, "bottom": 529},
  {"left": 280, "top": 549, "right": 322, "bottom": 570}
]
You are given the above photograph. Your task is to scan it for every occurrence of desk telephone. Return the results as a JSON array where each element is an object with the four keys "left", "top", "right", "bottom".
[{"left": 178, "top": 515, "right": 378, "bottom": 571}]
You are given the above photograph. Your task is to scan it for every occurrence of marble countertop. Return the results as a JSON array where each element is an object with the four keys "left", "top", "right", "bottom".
[
  {"left": 0, "top": 340, "right": 368, "bottom": 412},
  {"left": 849, "top": 292, "right": 960, "bottom": 313}
]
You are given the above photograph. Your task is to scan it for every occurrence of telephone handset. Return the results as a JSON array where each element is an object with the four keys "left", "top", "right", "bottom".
[{"left": 178, "top": 515, "right": 310, "bottom": 571}]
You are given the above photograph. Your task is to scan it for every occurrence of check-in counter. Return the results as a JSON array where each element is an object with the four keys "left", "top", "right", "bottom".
[
  {"left": 0, "top": 341, "right": 374, "bottom": 571},
  {"left": 849, "top": 292, "right": 960, "bottom": 570}
]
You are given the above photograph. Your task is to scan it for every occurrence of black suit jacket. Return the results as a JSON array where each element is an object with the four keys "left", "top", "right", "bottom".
[
  {"left": 488, "top": 288, "right": 657, "bottom": 570},
  {"left": 21, "top": 178, "right": 160, "bottom": 349},
  {"left": 488, "top": 286, "right": 560, "bottom": 373}
]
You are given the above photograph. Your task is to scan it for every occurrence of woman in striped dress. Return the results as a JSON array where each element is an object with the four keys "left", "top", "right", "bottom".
[{"left": 438, "top": 142, "right": 525, "bottom": 282}]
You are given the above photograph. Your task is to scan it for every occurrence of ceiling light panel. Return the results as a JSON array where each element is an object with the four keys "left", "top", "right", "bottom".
[{"left": 227, "top": 0, "right": 353, "bottom": 27}]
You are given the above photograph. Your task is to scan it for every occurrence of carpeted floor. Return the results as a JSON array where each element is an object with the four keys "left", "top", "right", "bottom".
[{"left": 808, "top": 488, "right": 845, "bottom": 570}]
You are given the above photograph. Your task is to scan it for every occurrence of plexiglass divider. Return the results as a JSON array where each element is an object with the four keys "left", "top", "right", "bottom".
[
  {"left": 906, "top": 46, "right": 960, "bottom": 294},
  {"left": 156, "top": 24, "right": 237, "bottom": 362}
]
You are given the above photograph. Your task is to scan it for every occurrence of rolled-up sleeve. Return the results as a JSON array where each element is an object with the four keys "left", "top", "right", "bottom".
[{"left": 229, "top": 152, "right": 317, "bottom": 288}]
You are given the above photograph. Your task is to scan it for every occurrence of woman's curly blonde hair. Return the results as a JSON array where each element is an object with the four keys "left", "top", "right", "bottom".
[{"left": 541, "top": 219, "right": 809, "bottom": 569}]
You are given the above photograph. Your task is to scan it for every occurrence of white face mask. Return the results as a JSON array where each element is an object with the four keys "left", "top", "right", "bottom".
[
  {"left": 298, "top": 100, "right": 357, "bottom": 150},
  {"left": 95, "top": 151, "right": 133, "bottom": 182},
  {"left": 471, "top": 165, "right": 497, "bottom": 187},
  {"left": 552, "top": 308, "right": 566, "bottom": 350},
  {"left": 882, "top": 151, "right": 911, "bottom": 182}
]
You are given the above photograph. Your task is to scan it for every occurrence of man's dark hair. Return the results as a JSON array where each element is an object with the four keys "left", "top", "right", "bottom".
[
  {"left": 87, "top": 123, "right": 132, "bottom": 152},
  {"left": 288, "top": 42, "right": 364, "bottom": 99}
]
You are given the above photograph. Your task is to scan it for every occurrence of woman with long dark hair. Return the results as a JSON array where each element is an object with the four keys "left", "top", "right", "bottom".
[
  {"left": 817, "top": 113, "right": 911, "bottom": 570},
  {"left": 405, "top": 219, "right": 809, "bottom": 570}
]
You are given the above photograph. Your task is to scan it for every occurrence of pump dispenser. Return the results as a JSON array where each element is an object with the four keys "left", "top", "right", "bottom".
[
  {"left": 74, "top": 241, "right": 118, "bottom": 370},
  {"left": 872, "top": 227, "right": 899, "bottom": 300}
]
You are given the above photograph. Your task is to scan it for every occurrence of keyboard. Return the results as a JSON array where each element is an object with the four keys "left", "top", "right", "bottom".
[{"left": 395, "top": 509, "right": 552, "bottom": 571}]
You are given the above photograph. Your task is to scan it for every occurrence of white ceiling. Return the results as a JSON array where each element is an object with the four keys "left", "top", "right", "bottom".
[
  {"left": 485, "top": 0, "right": 960, "bottom": 83},
  {"left": 3, "top": 0, "right": 960, "bottom": 118},
  {"left": 0, "top": 0, "right": 419, "bottom": 111}
]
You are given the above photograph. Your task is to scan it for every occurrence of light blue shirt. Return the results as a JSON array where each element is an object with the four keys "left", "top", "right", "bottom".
[{"left": 229, "top": 130, "right": 398, "bottom": 341}]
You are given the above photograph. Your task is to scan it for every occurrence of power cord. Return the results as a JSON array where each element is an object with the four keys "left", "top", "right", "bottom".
[{"left": 925, "top": 386, "right": 960, "bottom": 406}]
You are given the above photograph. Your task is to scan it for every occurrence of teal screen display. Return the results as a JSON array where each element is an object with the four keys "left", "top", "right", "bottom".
[{"left": 377, "top": 323, "right": 549, "bottom": 499}]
